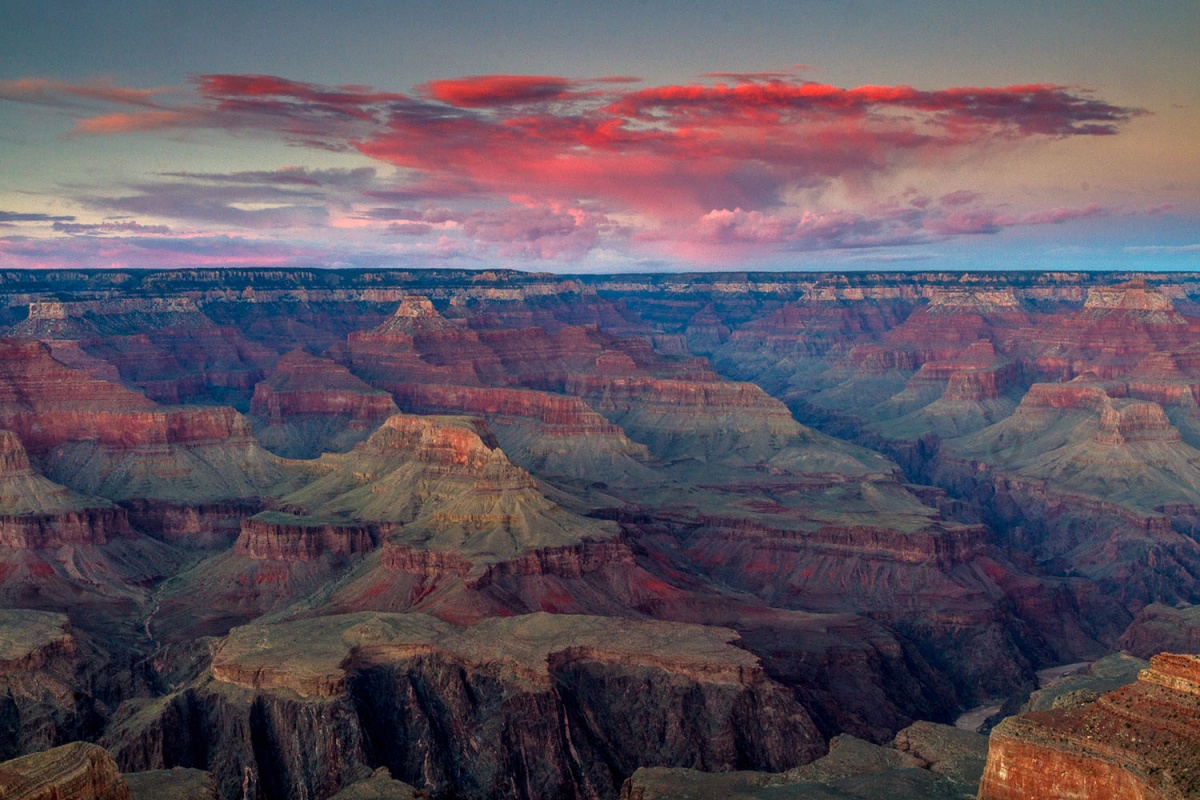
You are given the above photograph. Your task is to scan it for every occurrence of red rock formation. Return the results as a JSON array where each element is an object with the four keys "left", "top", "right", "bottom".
[
  {"left": 1094, "top": 400, "right": 1180, "bottom": 445},
  {"left": 1018, "top": 382, "right": 1112, "bottom": 411},
  {"left": 234, "top": 516, "right": 379, "bottom": 562},
  {"left": 0, "top": 338, "right": 156, "bottom": 418},
  {"left": 0, "top": 742, "right": 130, "bottom": 800},
  {"left": 391, "top": 382, "right": 624, "bottom": 434},
  {"left": 1117, "top": 604, "right": 1200, "bottom": 660},
  {"left": 119, "top": 499, "right": 261, "bottom": 548},
  {"left": 336, "top": 295, "right": 504, "bottom": 387},
  {"left": 250, "top": 350, "right": 397, "bottom": 423},
  {"left": 0, "top": 429, "right": 134, "bottom": 547},
  {"left": 942, "top": 363, "right": 1023, "bottom": 402},
  {"left": 379, "top": 541, "right": 473, "bottom": 576},
  {"left": 978, "top": 653, "right": 1200, "bottom": 799},
  {"left": 0, "top": 508, "right": 133, "bottom": 549}
]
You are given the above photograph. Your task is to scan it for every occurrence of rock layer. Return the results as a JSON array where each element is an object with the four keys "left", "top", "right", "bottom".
[
  {"left": 0, "top": 742, "right": 130, "bottom": 800},
  {"left": 978, "top": 653, "right": 1200, "bottom": 800}
]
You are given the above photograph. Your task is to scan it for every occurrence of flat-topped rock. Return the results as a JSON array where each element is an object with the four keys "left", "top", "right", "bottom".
[
  {"left": 211, "top": 611, "right": 764, "bottom": 698},
  {"left": 620, "top": 723, "right": 986, "bottom": 800},
  {"left": 328, "top": 767, "right": 420, "bottom": 800}
]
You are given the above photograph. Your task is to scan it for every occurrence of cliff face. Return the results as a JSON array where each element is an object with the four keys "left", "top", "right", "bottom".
[
  {"left": 978, "top": 653, "right": 1200, "bottom": 800},
  {"left": 249, "top": 350, "right": 398, "bottom": 458},
  {"left": 389, "top": 382, "right": 652, "bottom": 484},
  {"left": 115, "top": 612, "right": 822, "bottom": 800},
  {"left": 251, "top": 350, "right": 397, "bottom": 422},
  {"left": 233, "top": 516, "right": 379, "bottom": 562},
  {"left": 0, "top": 611, "right": 109, "bottom": 760}
]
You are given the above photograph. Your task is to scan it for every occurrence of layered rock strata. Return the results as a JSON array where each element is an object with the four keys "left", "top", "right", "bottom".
[
  {"left": 0, "top": 742, "right": 129, "bottom": 800},
  {"left": 978, "top": 653, "right": 1200, "bottom": 799},
  {"left": 116, "top": 612, "right": 822, "bottom": 800}
]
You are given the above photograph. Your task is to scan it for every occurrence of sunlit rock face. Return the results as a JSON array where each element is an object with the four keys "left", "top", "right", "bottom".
[{"left": 978, "top": 653, "right": 1200, "bottom": 800}]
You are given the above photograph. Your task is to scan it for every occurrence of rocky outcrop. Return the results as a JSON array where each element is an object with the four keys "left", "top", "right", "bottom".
[
  {"left": 0, "top": 612, "right": 98, "bottom": 760},
  {"left": 1118, "top": 604, "right": 1200, "bottom": 659},
  {"left": 119, "top": 499, "right": 261, "bottom": 548},
  {"left": 30, "top": 405, "right": 288, "bottom": 506},
  {"left": 0, "top": 742, "right": 130, "bottom": 800},
  {"left": 251, "top": 350, "right": 397, "bottom": 423},
  {"left": 335, "top": 296, "right": 503, "bottom": 387},
  {"left": 392, "top": 382, "right": 622, "bottom": 433},
  {"left": 250, "top": 350, "right": 398, "bottom": 458},
  {"left": 978, "top": 653, "right": 1200, "bottom": 799},
  {"left": 565, "top": 375, "right": 804, "bottom": 463},
  {"left": 327, "top": 767, "right": 420, "bottom": 800},
  {"left": 234, "top": 515, "right": 379, "bottom": 562},
  {"left": 1095, "top": 400, "right": 1180, "bottom": 444},
  {"left": 275, "top": 414, "right": 618, "bottom": 561},
  {"left": 389, "top": 382, "right": 652, "bottom": 484},
  {"left": 119, "top": 612, "right": 822, "bottom": 800},
  {"left": 1083, "top": 279, "right": 1182, "bottom": 319},
  {"left": 0, "top": 507, "right": 134, "bottom": 549},
  {"left": 0, "top": 610, "right": 75, "bottom": 676}
]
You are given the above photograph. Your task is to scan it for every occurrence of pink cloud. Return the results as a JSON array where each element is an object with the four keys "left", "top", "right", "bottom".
[
  {"left": 5, "top": 70, "right": 1146, "bottom": 263},
  {"left": 72, "top": 110, "right": 196, "bottom": 135},
  {"left": 0, "top": 77, "right": 165, "bottom": 107},
  {"left": 420, "top": 75, "right": 583, "bottom": 107}
]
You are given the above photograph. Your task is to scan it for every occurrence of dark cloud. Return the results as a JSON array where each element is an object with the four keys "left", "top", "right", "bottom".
[
  {"left": 52, "top": 220, "right": 170, "bottom": 234},
  {"left": 0, "top": 210, "right": 76, "bottom": 223}
]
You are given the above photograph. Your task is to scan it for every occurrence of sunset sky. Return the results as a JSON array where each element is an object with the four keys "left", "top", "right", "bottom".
[{"left": 1, "top": 1, "right": 1197, "bottom": 272}]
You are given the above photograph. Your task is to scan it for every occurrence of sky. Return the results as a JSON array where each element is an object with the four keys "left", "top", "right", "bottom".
[{"left": 1, "top": 1, "right": 1197, "bottom": 273}]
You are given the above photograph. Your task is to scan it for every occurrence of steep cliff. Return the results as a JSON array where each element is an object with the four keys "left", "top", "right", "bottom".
[
  {"left": 250, "top": 350, "right": 398, "bottom": 458},
  {"left": 112, "top": 612, "right": 823, "bottom": 800},
  {"left": 978, "top": 653, "right": 1200, "bottom": 800}
]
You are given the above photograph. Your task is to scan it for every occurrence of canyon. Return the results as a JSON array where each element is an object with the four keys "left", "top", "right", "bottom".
[{"left": 1, "top": 268, "right": 1200, "bottom": 798}]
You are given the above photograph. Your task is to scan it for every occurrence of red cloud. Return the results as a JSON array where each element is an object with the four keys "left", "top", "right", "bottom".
[
  {"left": 5, "top": 70, "right": 1145, "bottom": 263},
  {"left": 420, "top": 75, "right": 581, "bottom": 107}
]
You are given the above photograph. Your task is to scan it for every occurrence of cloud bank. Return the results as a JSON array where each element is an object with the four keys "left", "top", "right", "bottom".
[{"left": 0, "top": 68, "right": 1146, "bottom": 267}]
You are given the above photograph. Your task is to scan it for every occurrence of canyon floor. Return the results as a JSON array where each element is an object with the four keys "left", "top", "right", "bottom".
[{"left": 2, "top": 268, "right": 1200, "bottom": 798}]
